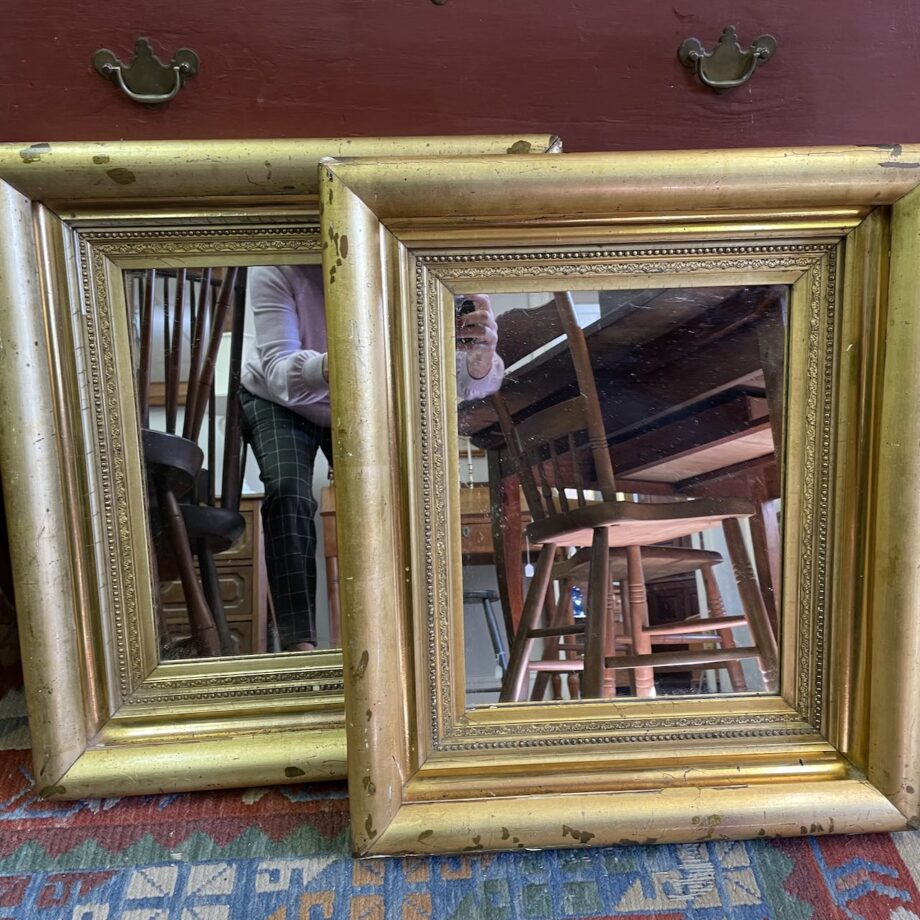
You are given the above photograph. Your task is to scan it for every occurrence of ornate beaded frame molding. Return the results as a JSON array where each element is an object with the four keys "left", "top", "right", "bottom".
[
  {"left": 321, "top": 147, "right": 920, "bottom": 857},
  {"left": 416, "top": 241, "right": 834, "bottom": 749},
  {"left": 73, "top": 223, "right": 332, "bottom": 706}
]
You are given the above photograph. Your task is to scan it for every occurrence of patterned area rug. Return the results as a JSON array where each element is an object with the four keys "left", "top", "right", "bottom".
[{"left": 3, "top": 612, "right": 920, "bottom": 917}]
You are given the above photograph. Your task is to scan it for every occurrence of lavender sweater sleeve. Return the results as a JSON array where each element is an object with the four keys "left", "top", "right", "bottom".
[
  {"left": 241, "top": 266, "right": 330, "bottom": 420},
  {"left": 242, "top": 265, "right": 505, "bottom": 418}
]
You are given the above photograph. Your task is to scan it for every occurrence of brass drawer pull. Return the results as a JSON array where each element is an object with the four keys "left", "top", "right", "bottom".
[
  {"left": 93, "top": 38, "right": 199, "bottom": 104},
  {"left": 678, "top": 26, "right": 775, "bottom": 92}
]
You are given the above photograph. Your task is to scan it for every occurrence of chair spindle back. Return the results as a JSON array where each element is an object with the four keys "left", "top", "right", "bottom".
[
  {"left": 133, "top": 266, "right": 248, "bottom": 510},
  {"left": 552, "top": 292, "right": 618, "bottom": 501},
  {"left": 491, "top": 291, "right": 619, "bottom": 521}
]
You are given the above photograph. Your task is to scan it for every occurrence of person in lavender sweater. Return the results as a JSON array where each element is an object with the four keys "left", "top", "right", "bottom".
[{"left": 240, "top": 265, "right": 504, "bottom": 651}]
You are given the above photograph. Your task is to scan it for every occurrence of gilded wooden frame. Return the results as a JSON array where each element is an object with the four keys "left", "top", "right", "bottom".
[
  {"left": 0, "top": 136, "right": 560, "bottom": 798},
  {"left": 321, "top": 145, "right": 920, "bottom": 854}
]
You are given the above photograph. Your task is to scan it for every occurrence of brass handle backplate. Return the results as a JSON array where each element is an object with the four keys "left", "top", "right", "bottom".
[
  {"left": 678, "top": 26, "right": 775, "bottom": 92},
  {"left": 93, "top": 38, "right": 199, "bottom": 105}
]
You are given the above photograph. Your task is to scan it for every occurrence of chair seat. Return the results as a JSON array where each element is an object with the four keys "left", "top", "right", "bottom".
[
  {"left": 527, "top": 497, "right": 754, "bottom": 548},
  {"left": 152, "top": 504, "right": 246, "bottom": 563},
  {"left": 142, "top": 429, "right": 203, "bottom": 501},
  {"left": 554, "top": 544, "right": 724, "bottom": 583},
  {"left": 181, "top": 505, "right": 246, "bottom": 551}
]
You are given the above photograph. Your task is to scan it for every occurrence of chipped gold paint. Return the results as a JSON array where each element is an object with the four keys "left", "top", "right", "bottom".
[
  {"left": 322, "top": 145, "right": 920, "bottom": 855},
  {"left": 0, "top": 134, "right": 559, "bottom": 800}
]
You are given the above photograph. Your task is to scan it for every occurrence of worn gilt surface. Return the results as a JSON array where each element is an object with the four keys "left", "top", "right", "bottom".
[
  {"left": 0, "top": 136, "right": 558, "bottom": 799},
  {"left": 321, "top": 146, "right": 920, "bottom": 855},
  {"left": 75, "top": 223, "right": 327, "bottom": 705},
  {"left": 415, "top": 242, "right": 837, "bottom": 748}
]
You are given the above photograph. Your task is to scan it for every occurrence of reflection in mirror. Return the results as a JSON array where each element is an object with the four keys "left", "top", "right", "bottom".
[
  {"left": 457, "top": 286, "right": 785, "bottom": 707},
  {"left": 124, "top": 264, "right": 338, "bottom": 660}
]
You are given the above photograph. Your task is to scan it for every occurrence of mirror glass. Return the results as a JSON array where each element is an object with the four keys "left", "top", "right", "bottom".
[
  {"left": 124, "top": 264, "right": 338, "bottom": 660},
  {"left": 456, "top": 285, "right": 785, "bottom": 706}
]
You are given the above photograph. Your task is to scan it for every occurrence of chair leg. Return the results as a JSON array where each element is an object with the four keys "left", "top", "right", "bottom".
[
  {"left": 499, "top": 543, "right": 556, "bottom": 703},
  {"left": 531, "top": 589, "right": 563, "bottom": 702},
  {"left": 534, "top": 577, "right": 583, "bottom": 700},
  {"left": 532, "top": 568, "right": 577, "bottom": 702},
  {"left": 582, "top": 527, "right": 610, "bottom": 699},
  {"left": 626, "top": 545, "right": 655, "bottom": 697},
  {"left": 701, "top": 563, "right": 746, "bottom": 692},
  {"left": 564, "top": 581, "right": 582, "bottom": 700},
  {"left": 549, "top": 591, "right": 565, "bottom": 702},
  {"left": 611, "top": 580, "right": 631, "bottom": 695},
  {"left": 157, "top": 485, "right": 221, "bottom": 657},
  {"left": 549, "top": 635, "right": 564, "bottom": 700},
  {"left": 147, "top": 545, "right": 172, "bottom": 654},
  {"left": 266, "top": 593, "right": 282, "bottom": 653},
  {"left": 566, "top": 667, "right": 581, "bottom": 701},
  {"left": 325, "top": 555, "right": 341, "bottom": 648},
  {"left": 749, "top": 487, "right": 781, "bottom": 634},
  {"left": 198, "top": 544, "right": 239, "bottom": 656},
  {"left": 602, "top": 578, "right": 618, "bottom": 698},
  {"left": 154, "top": 590, "right": 172, "bottom": 655},
  {"left": 723, "top": 517, "right": 779, "bottom": 692},
  {"left": 482, "top": 594, "right": 509, "bottom": 672},
  {"left": 618, "top": 581, "right": 631, "bottom": 643}
]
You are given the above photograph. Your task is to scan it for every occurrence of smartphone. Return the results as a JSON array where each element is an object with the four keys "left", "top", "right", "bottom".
[{"left": 455, "top": 296, "right": 476, "bottom": 344}]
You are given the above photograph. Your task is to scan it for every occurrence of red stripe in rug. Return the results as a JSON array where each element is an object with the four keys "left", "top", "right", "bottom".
[
  {"left": 771, "top": 833, "right": 920, "bottom": 919},
  {"left": 0, "top": 749, "right": 349, "bottom": 859}
]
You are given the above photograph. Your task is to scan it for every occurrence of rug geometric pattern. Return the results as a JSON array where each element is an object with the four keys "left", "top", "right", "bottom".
[
  {"left": 3, "top": 610, "right": 920, "bottom": 917},
  {"left": 3, "top": 732, "right": 920, "bottom": 920}
]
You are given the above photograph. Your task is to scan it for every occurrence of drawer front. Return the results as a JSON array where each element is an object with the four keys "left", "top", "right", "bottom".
[
  {"left": 162, "top": 564, "right": 254, "bottom": 619},
  {"left": 5, "top": 5, "right": 918, "bottom": 153},
  {"left": 460, "top": 520, "right": 494, "bottom": 558}
]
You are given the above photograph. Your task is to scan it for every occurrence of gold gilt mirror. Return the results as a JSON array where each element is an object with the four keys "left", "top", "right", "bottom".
[
  {"left": 0, "top": 135, "right": 559, "bottom": 798},
  {"left": 321, "top": 146, "right": 920, "bottom": 854}
]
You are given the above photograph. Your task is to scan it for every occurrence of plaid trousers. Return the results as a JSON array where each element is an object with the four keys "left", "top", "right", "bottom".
[{"left": 240, "top": 388, "right": 332, "bottom": 648}]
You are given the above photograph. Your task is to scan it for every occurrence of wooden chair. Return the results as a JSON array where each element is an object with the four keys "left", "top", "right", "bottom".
[
  {"left": 527, "top": 543, "right": 748, "bottom": 701},
  {"left": 132, "top": 266, "right": 249, "bottom": 658},
  {"left": 497, "top": 292, "right": 779, "bottom": 701}
]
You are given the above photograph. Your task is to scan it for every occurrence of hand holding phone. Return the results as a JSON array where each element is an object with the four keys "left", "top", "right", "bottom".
[{"left": 453, "top": 294, "right": 498, "bottom": 380}]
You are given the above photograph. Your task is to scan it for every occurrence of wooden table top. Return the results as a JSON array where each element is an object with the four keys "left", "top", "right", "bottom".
[{"left": 459, "top": 284, "right": 785, "bottom": 490}]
